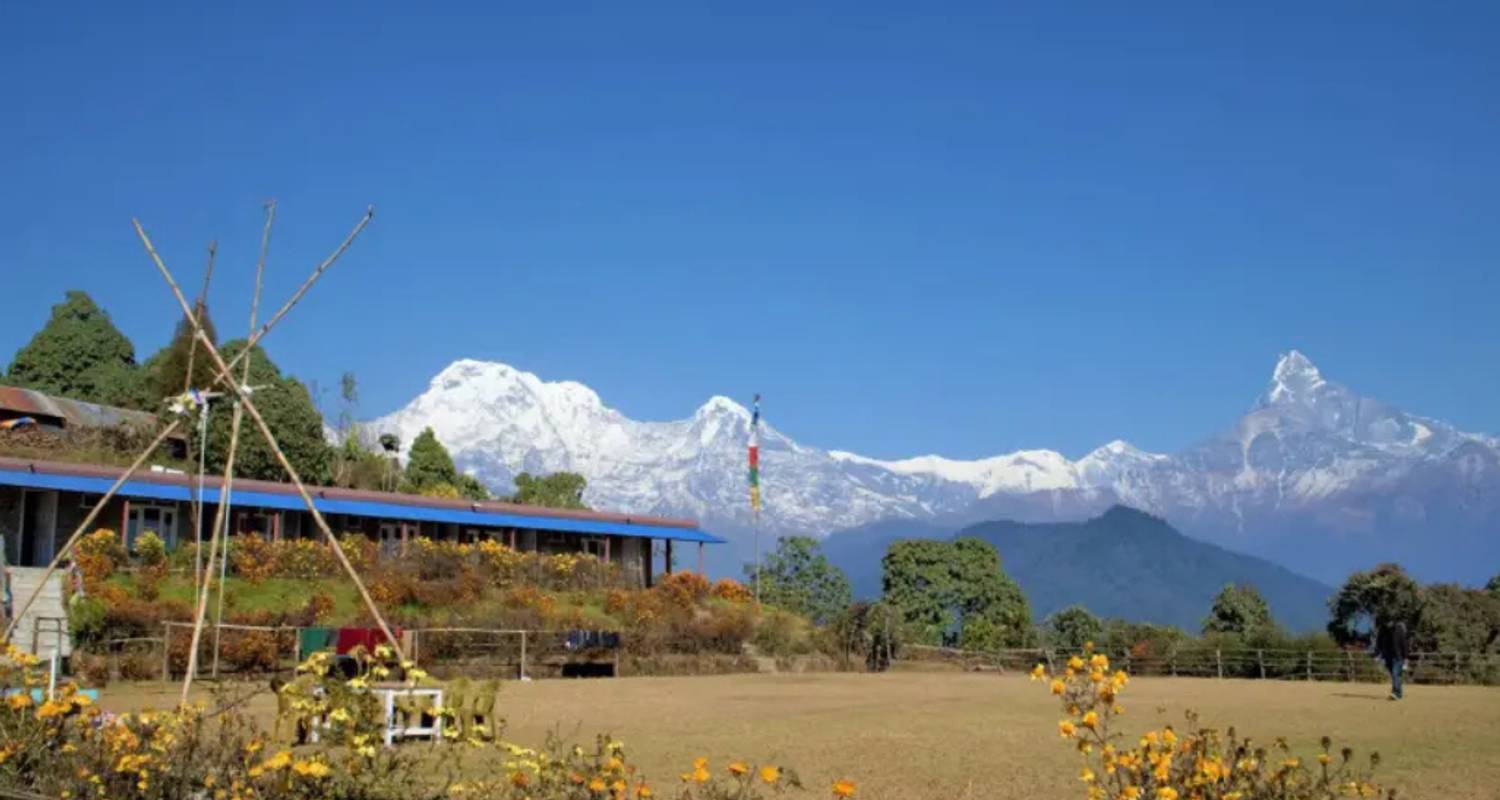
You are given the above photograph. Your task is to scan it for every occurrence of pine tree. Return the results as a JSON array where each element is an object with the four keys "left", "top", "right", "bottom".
[
  {"left": 142, "top": 300, "right": 220, "bottom": 400},
  {"left": 403, "top": 427, "right": 459, "bottom": 491},
  {"left": 200, "top": 340, "right": 330, "bottom": 483},
  {"left": 5, "top": 291, "right": 147, "bottom": 407}
]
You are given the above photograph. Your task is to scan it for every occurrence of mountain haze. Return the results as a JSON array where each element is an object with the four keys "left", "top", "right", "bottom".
[{"left": 367, "top": 353, "right": 1500, "bottom": 582}]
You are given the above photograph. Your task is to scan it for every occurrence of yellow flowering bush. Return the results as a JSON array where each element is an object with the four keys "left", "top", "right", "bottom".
[
  {"left": 1032, "top": 646, "right": 1391, "bottom": 800},
  {"left": 1, "top": 641, "right": 835, "bottom": 800}
]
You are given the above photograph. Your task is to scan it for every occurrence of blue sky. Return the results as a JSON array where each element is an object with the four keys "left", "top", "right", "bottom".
[{"left": 3, "top": 2, "right": 1497, "bottom": 460}]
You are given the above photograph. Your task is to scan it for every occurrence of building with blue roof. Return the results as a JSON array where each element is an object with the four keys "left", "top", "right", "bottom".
[{"left": 0, "top": 455, "right": 723, "bottom": 585}]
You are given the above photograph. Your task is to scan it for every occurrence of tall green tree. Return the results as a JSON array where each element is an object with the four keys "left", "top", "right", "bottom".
[
  {"left": 201, "top": 340, "right": 330, "bottom": 483},
  {"left": 1412, "top": 584, "right": 1500, "bottom": 654},
  {"left": 403, "top": 427, "right": 459, "bottom": 489},
  {"left": 1203, "top": 583, "right": 1276, "bottom": 636},
  {"left": 749, "top": 536, "right": 852, "bottom": 624},
  {"left": 882, "top": 537, "right": 1031, "bottom": 648},
  {"left": 1326, "top": 563, "right": 1423, "bottom": 646},
  {"left": 1044, "top": 605, "right": 1104, "bottom": 651},
  {"left": 5, "top": 291, "right": 147, "bottom": 408},
  {"left": 401, "top": 427, "right": 489, "bottom": 500},
  {"left": 510, "top": 472, "right": 587, "bottom": 509},
  {"left": 143, "top": 300, "right": 219, "bottom": 401}
]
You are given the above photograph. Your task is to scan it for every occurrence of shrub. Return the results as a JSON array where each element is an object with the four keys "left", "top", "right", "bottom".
[
  {"left": 276, "top": 538, "right": 339, "bottom": 579},
  {"left": 712, "top": 578, "right": 754, "bottom": 603},
  {"left": 73, "top": 529, "right": 124, "bottom": 591},
  {"left": 1032, "top": 646, "right": 1388, "bottom": 800},
  {"left": 133, "top": 530, "right": 168, "bottom": 567},
  {"left": 305, "top": 591, "right": 336, "bottom": 623},
  {"left": 655, "top": 572, "right": 711, "bottom": 609},
  {"left": 230, "top": 533, "right": 276, "bottom": 583}
]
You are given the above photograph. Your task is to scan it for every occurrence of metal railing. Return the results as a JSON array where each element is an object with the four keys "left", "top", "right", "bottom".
[{"left": 897, "top": 645, "right": 1500, "bottom": 685}]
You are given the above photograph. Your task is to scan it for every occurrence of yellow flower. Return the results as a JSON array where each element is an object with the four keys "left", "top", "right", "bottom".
[
  {"left": 590, "top": 776, "right": 608, "bottom": 793},
  {"left": 1120, "top": 789, "right": 1141, "bottom": 800},
  {"left": 728, "top": 761, "right": 749, "bottom": 776},
  {"left": 1090, "top": 653, "right": 1110, "bottom": 670},
  {"left": 636, "top": 784, "right": 653, "bottom": 798},
  {"left": 1155, "top": 789, "right": 1178, "bottom": 800},
  {"left": 1282, "top": 758, "right": 1300, "bottom": 770},
  {"left": 291, "top": 760, "right": 330, "bottom": 779},
  {"left": 1080, "top": 767, "right": 1096, "bottom": 783},
  {"left": 1161, "top": 729, "right": 1177, "bottom": 746},
  {"left": 7, "top": 694, "right": 32, "bottom": 710},
  {"left": 1050, "top": 679, "right": 1066, "bottom": 695},
  {"left": 1068, "top": 656, "right": 1085, "bottom": 671},
  {"left": 691, "top": 767, "right": 711, "bottom": 784},
  {"left": 760, "top": 766, "right": 781, "bottom": 784},
  {"left": 693, "top": 757, "right": 709, "bottom": 770},
  {"left": 510, "top": 771, "right": 531, "bottom": 788},
  {"left": 1081, "top": 711, "right": 1099, "bottom": 729},
  {"left": 260, "top": 751, "right": 293, "bottom": 772},
  {"left": 1059, "top": 720, "right": 1078, "bottom": 738},
  {"left": 1030, "top": 664, "right": 1047, "bottom": 680},
  {"left": 832, "top": 779, "right": 857, "bottom": 798}
]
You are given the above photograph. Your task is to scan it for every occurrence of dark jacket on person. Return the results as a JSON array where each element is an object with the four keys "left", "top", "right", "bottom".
[{"left": 1375, "top": 621, "right": 1410, "bottom": 662}]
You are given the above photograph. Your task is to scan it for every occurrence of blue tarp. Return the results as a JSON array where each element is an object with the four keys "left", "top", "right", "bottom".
[{"left": 0, "top": 467, "right": 725, "bottom": 544}]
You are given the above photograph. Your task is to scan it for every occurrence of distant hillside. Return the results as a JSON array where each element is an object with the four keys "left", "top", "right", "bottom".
[
  {"left": 823, "top": 506, "right": 1334, "bottom": 632},
  {"left": 959, "top": 506, "right": 1334, "bottom": 632}
]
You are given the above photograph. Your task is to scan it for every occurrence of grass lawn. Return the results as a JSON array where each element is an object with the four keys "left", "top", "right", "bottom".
[{"left": 98, "top": 670, "right": 1500, "bottom": 799}]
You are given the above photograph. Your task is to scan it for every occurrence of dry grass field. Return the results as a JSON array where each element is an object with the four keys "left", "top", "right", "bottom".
[{"left": 102, "top": 670, "right": 1500, "bottom": 799}]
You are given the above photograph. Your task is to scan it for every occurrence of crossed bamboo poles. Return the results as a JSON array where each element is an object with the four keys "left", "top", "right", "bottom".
[{"left": 2, "top": 203, "right": 400, "bottom": 705}]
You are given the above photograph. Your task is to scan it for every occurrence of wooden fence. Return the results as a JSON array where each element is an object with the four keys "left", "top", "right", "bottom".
[{"left": 899, "top": 645, "right": 1500, "bottom": 685}]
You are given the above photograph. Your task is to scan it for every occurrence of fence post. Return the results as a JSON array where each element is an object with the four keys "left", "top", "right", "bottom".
[
  {"left": 1306, "top": 651, "right": 1313, "bottom": 681},
  {"left": 1257, "top": 649, "right": 1266, "bottom": 680},
  {"left": 519, "top": 631, "right": 528, "bottom": 681},
  {"left": 1216, "top": 649, "right": 1223, "bottom": 679},
  {"left": 1454, "top": 652, "right": 1461, "bottom": 684},
  {"left": 1122, "top": 650, "right": 1131, "bottom": 675},
  {"left": 1344, "top": 650, "right": 1354, "bottom": 682},
  {"left": 161, "top": 623, "right": 172, "bottom": 682}
]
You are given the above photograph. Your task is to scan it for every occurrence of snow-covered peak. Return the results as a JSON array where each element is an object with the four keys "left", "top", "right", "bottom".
[
  {"left": 832, "top": 449, "right": 1080, "bottom": 496},
  {"left": 695, "top": 395, "right": 751, "bottom": 421},
  {"left": 1264, "top": 350, "right": 1326, "bottom": 404}
]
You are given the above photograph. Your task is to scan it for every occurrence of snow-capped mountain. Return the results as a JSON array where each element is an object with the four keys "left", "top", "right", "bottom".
[{"left": 367, "top": 352, "right": 1500, "bottom": 583}]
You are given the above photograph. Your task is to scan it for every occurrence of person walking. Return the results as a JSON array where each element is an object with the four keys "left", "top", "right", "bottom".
[{"left": 1374, "top": 619, "right": 1410, "bottom": 700}]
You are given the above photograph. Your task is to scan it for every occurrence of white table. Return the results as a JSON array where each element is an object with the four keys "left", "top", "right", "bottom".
[
  {"left": 376, "top": 686, "right": 445, "bottom": 746},
  {"left": 306, "top": 686, "right": 445, "bottom": 747}
]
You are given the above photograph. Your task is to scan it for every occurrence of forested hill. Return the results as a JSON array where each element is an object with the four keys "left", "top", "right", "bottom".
[{"left": 960, "top": 506, "right": 1334, "bottom": 632}]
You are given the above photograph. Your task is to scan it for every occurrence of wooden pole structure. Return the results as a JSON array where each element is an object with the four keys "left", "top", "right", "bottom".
[
  {"left": 135, "top": 212, "right": 401, "bottom": 654},
  {"left": 187, "top": 241, "right": 216, "bottom": 594},
  {"left": 181, "top": 402, "right": 245, "bottom": 702},
  {"left": 211, "top": 201, "right": 273, "bottom": 683},
  {"left": 1, "top": 421, "right": 183, "bottom": 644}
]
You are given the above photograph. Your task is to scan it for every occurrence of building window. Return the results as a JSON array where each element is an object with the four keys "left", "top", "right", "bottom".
[
  {"left": 582, "top": 537, "right": 606, "bottom": 558},
  {"left": 126, "top": 504, "right": 179, "bottom": 550}
]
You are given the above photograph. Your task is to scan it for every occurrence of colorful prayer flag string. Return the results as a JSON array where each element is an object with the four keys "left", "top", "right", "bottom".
[{"left": 749, "top": 393, "right": 761, "bottom": 513}]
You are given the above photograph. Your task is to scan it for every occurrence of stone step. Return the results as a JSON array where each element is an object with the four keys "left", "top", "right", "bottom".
[{"left": 5, "top": 567, "right": 72, "bottom": 660}]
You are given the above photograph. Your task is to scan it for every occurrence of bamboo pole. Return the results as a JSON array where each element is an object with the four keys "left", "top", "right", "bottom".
[
  {"left": 211, "top": 201, "right": 273, "bottom": 682},
  {"left": 187, "top": 241, "right": 216, "bottom": 593},
  {"left": 1, "top": 420, "right": 183, "bottom": 644},
  {"left": 180, "top": 402, "right": 245, "bottom": 703},
  {"left": 134, "top": 214, "right": 401, "bottom": 654}
]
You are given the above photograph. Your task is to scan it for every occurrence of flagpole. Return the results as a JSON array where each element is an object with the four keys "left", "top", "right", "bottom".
[{"left": 749, "top": 393, "right": 762, "bottom": 604}]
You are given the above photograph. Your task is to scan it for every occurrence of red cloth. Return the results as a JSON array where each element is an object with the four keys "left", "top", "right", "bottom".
[{"left": 335, "top": 627, "right": 401, "bottom": 655}]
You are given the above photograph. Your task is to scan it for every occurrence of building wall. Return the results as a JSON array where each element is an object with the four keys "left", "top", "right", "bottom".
[{"left": 0, "top": 486, "right": 21, "bottom": 565}]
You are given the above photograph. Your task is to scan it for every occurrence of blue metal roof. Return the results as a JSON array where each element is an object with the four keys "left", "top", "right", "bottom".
[{"left": 0, "top": 467, "right": 725, "bottom": 545}]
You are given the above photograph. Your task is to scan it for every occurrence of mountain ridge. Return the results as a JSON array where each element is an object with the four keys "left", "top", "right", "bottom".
[{"left": 366, "top": 351, "right": 1500, "bottom": 583}]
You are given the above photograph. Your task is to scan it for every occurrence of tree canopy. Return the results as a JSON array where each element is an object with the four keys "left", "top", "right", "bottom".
[
  {"left": 399, "top": 427, "right": 490, "bottom": 500},
  {"left": 881, "top": 537, "right": 1031, "bottom": 649},
  {"left": 142, "top": 300, "right": 219, "bottom": 401},
  {"left": 749, "top": 535, "right": 852, "bottom": 624},
  {"left": 510, "top": 472, "right": 588, "bottom": 509},
  {"left": 201, "top": 340, "right": 330, "bottom": 484},
  {"left": 1203, "top": 583, "right": 1275, "bottom": 636},
  {"left": 1043, "top": 605, "right": 1104, "bottom": 651},
  {"left": 5, "top": 291, "right": 147, "bottom": 408},
  {"left": 1326, "top": 563, "right": 1423, "bottom": 646}
]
